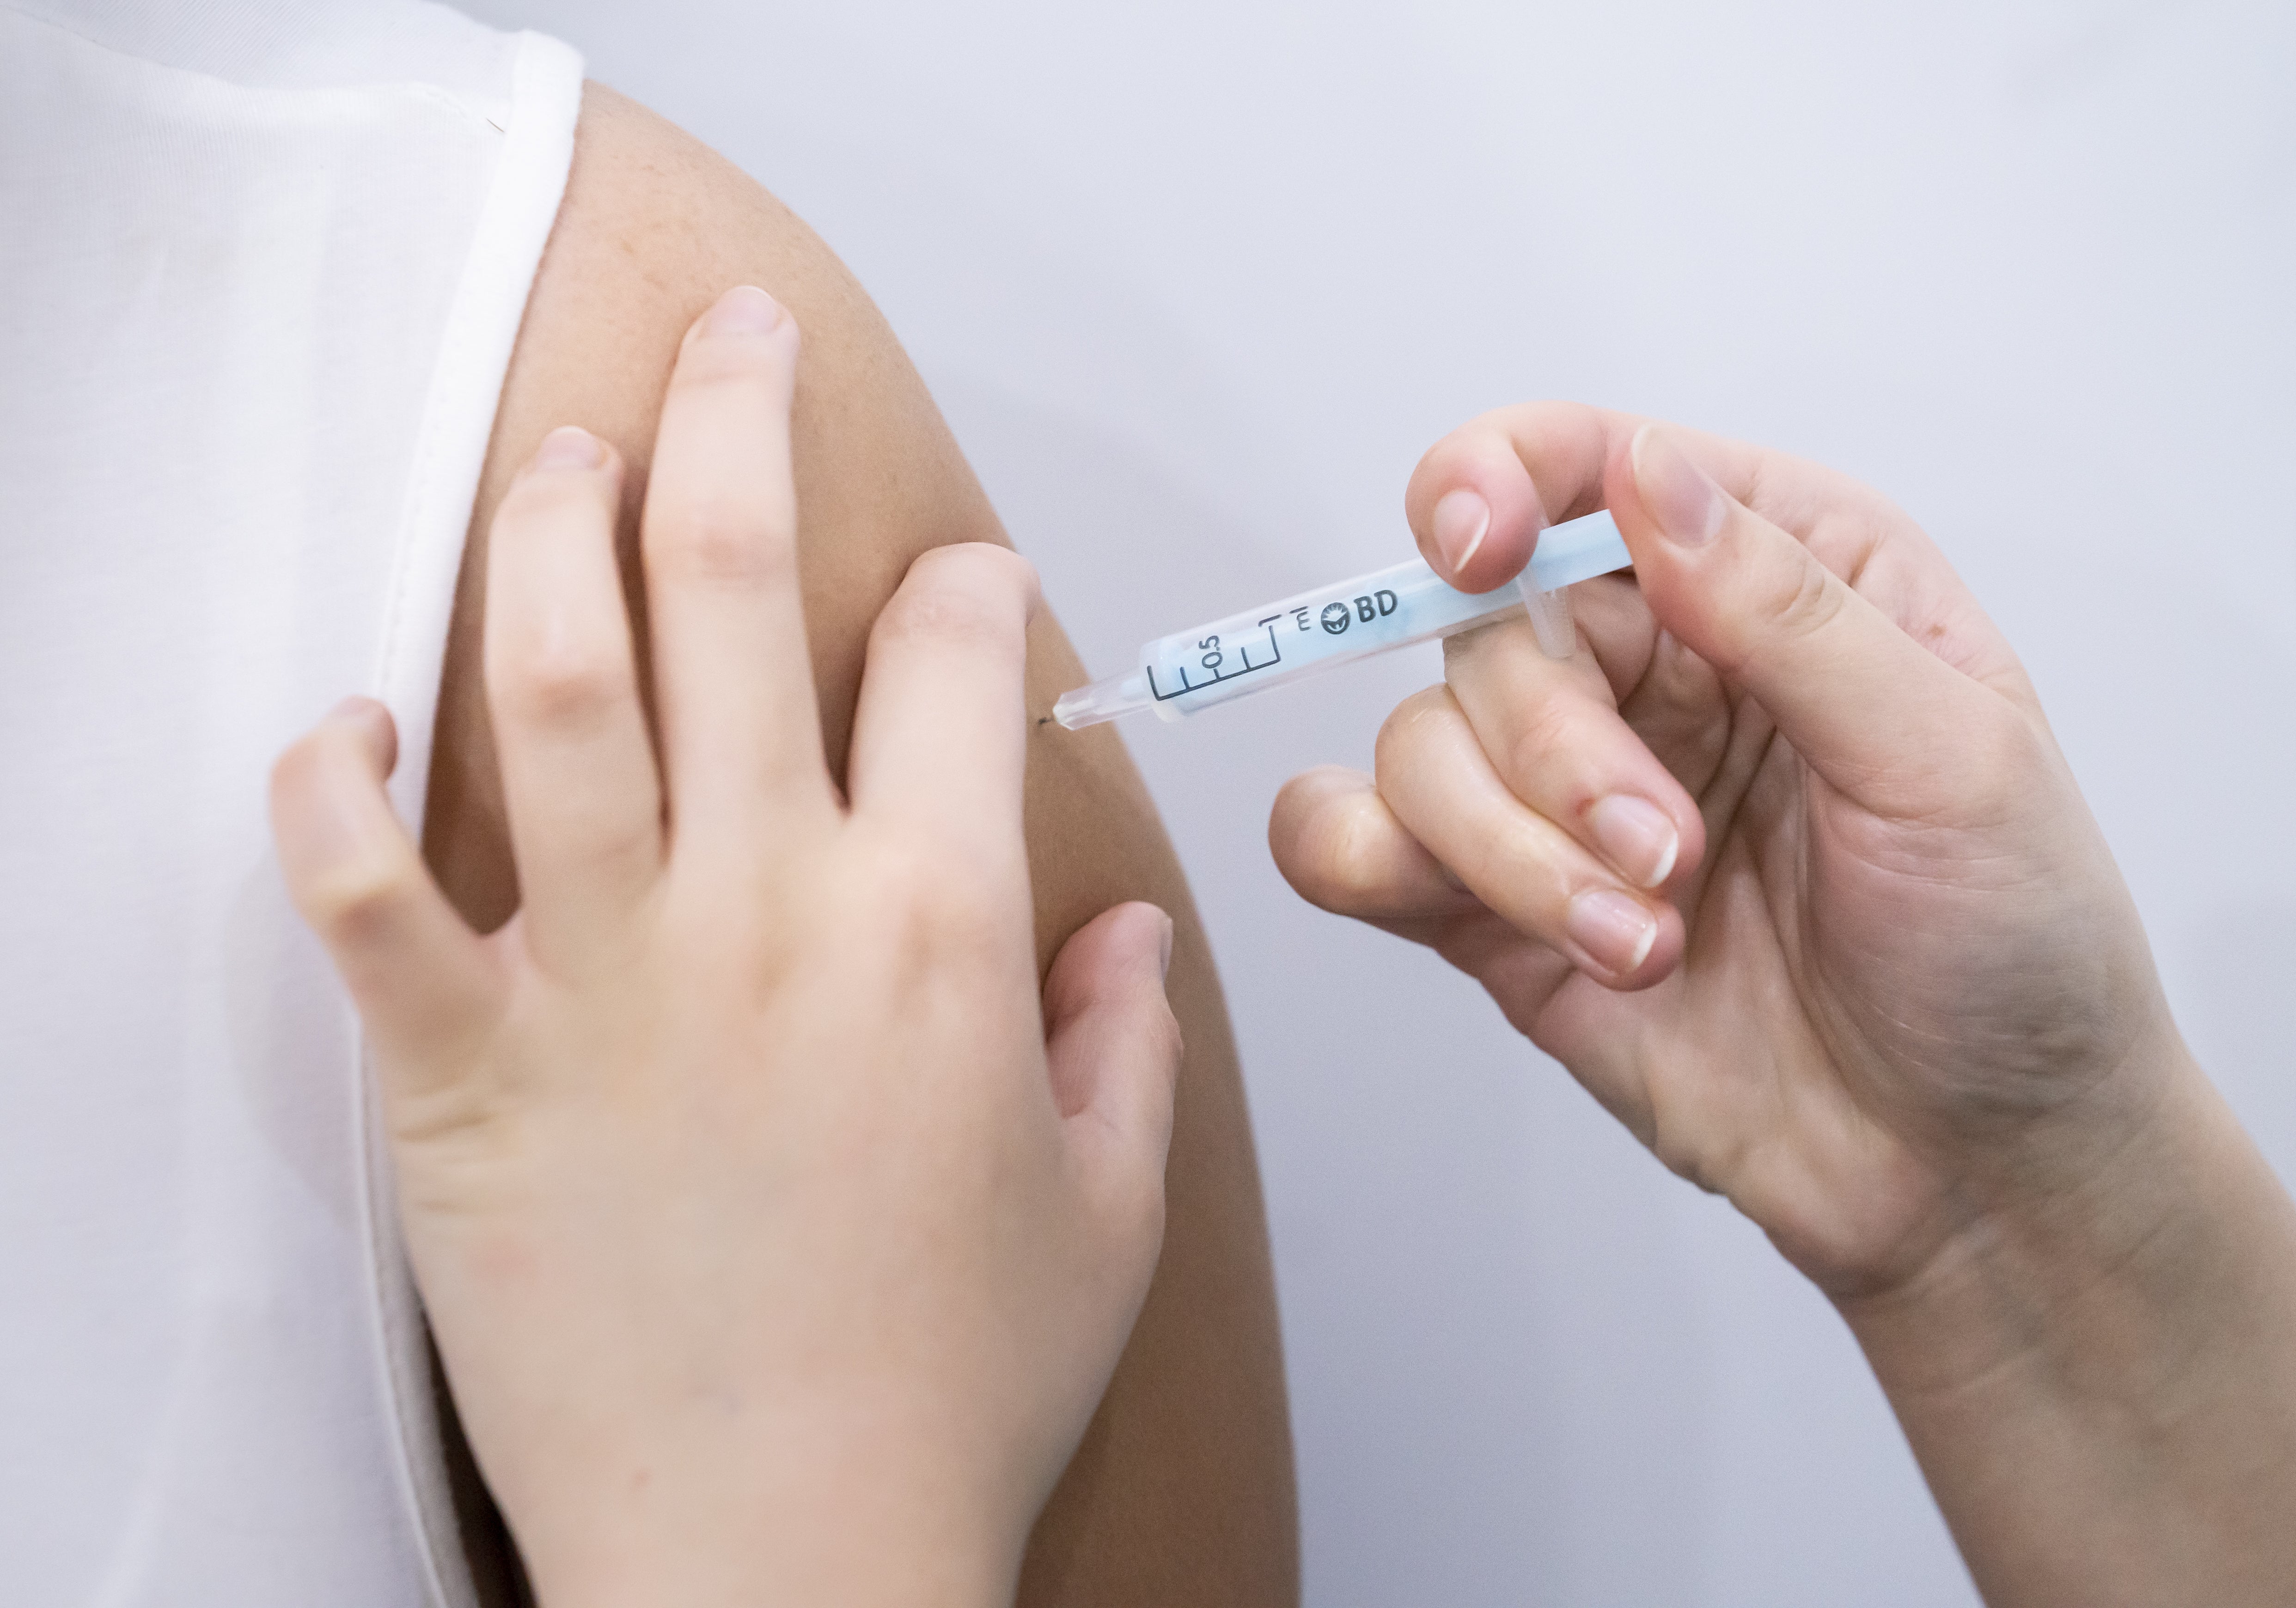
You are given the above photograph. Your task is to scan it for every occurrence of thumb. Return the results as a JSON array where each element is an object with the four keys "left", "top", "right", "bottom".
[
  {"left": 270, "top": 697, "right": 506, "bottom": 1085},
  {"left": 1612, "top": 425, "right": 1997, "bottom": 810},
  {"left": 1043, "top": 901, "right": 1182, "bottom": 1240}
]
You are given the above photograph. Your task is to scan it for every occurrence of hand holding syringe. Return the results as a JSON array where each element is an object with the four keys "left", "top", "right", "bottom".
[
  {"left": 1255, "top": 403, "right": 2296, "bottom": 1604},
  {"left": 1053, "top": 512, "right": 1629, "bottom": 728}
]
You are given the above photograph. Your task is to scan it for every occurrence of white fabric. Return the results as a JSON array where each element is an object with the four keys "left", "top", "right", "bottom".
[{"left": 0, "top": 4, "right": 580, "bottom": 1602}]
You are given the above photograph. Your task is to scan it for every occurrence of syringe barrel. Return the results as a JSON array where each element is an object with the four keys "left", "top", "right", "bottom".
[
  {"left": 1135, "top": 560, "right": 1514, "bottom": 720},
  {"left": 1133, "top": 511, "right": 1630, "bottom": 721}
]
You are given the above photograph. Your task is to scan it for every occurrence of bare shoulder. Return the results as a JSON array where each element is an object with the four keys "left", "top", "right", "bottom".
[
  {"left": 425, "top": 83, "right": 1298, "bottom": 1607},
  {"left": 487, "top": 82, "right": 958, "bottom": 529},
  {"left": 428, "top": 81, "right": 1001, "bottom": 928}
]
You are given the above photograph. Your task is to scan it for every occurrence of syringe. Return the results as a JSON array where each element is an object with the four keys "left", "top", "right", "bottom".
[{"left": 1052, "top": 512, "right": 1632, "bottom": 729}]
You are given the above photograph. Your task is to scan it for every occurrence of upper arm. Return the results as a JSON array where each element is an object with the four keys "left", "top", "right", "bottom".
[
  {"left": 422, "top": 84, "right": 1297, "bottom": 1606},
  {"left": 427, "top": 83, "right": 994, "bottom": 926}
]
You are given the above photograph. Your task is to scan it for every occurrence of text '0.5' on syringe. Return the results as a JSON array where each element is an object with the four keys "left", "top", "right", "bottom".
[{"left": 1050, "top": 512, "right": 1633, "bottom": 730}]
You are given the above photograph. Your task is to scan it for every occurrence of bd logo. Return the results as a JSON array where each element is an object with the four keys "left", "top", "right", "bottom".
[{"left": 1321, "top": 590, "right": 1400, "bottom": 635}]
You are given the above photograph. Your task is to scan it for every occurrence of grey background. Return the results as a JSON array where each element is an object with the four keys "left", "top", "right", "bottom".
[{"left": 465, "top": 2, "right": 2296, "bottom": 1601}]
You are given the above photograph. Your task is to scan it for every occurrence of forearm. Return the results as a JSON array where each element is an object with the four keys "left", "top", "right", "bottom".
[{"left": 1842, "top": 1048, "right": 2296, "bottom": 1606}]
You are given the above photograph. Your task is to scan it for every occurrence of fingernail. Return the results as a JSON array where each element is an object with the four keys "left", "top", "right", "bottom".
[
  {"left": 1566, "top": 888, "right": 1658, "bottom": 975},
  {"left": 703, "top": 284, "right": 785, "bottom": 336},
  {"left": 1431, "top": 488, "right": 1491, "bottom": 573},
  {"left": 1630, "top": 426, "right": 1725, "bottom": 548},
  {"left": 1157, "top": 912, "right": 1176, "bottom": 981},
  {"left": 531, "top": 425, "right": 603, "bottom": 471},
  {"left": 1588, "top": 795, "right": 1679, "bottom": 889}
]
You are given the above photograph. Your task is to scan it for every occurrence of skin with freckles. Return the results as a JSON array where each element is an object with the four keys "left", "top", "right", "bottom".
[
  {"left": 1270, "top": 401, "right": 2296, "bottom": 1605},
  {"left": 271, "top": 290, "right": 1186, "bottom": 1608}
]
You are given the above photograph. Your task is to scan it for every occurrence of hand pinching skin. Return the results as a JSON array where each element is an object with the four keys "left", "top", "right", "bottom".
[{"left": 271, "top": 286, "right": 1180, "bottom": 1608}]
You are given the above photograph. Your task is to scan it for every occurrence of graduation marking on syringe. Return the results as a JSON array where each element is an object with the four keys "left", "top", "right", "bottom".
[
  {"left": 1054, "top": 512, "right": 1634, "bottom": 730},
  {"left": 1145, "top": 615, "right": 1288, "bottom": 702}
]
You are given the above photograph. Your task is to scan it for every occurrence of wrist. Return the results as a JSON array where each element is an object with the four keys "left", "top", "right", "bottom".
[
  {"left": 529, "top": 1499, "right": 1019, "bottom": 1608},
  {"left": 1832, "top": 1036, "right": 2296, "bottom": 1602},
  {"left": 496, "top": 1415, "right": 1028, "bottom": 1608},
  {"left": 1838, "top": 1033, "right": 2248, "bottom": 1395}
]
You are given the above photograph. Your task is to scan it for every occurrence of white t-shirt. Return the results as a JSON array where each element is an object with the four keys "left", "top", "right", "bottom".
[{"left": 0, "top": 4, "right": 580, "bottom": 1602}]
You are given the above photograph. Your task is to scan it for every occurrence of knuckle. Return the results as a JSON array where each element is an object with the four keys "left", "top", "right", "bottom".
[
  {"left": 269, "top": 726, "right": 336, "bottom": 804},
  {"left": 1500, "top": 398, "right": 1590, "bottom": 435},
  {"left": 1748, "top": 548, "right": 1845, "bottom": 647},
  {"left": 879, "top": 557, "right": 1030, "bottom": 652},
  {"left": 853, "top": 834, "right": 1007, "bottom": 965},
  {"left": 563, "top": 797, "right": 662, "bottom": 877},
  {"left": 1951, "top": 704, "right": 2055, "bottom": 810},
  {"left": 911, "top": 540, "right": 1036, "bottom": 592},
  {"left": 1646, "top": 1108, "right": 1734, "bottom": 1197},
  {"left": 651, "top": 492, "right": 794, "bottom": 586},
  {"left": 300, "top": 846, "right": 419, "bottom": 949},
  {"left": 1373, "top": 685, "right": 1457, "bottom": 775},
  {"left": 496, "top": 472, "right": 607, "bottom": 535},
  {"left": 1980, "top": 703, "right": 2051, "bottom": 775},
  {"left": 674, "top": 329, "right": 796, "bottom": 390},
  {"left": 493, "top": 635, "right": 627, "bottom": 731},
  {"left": 920, "top": 540, "right": 1038, "bottom": 600},
  {"left": 1840, "top": 696, "right": 2051, "bottom": 835},
  {"left": 916, "top": 861, "right": 1005, "bottom": 952},
  {"left": 269, "top": 716, "right": 390, "bottom": 836},
  {"left": 1302, "top": 796, "right": 1398, "bottom": 910},
  {"left": 1499, "top": 694, "right": 1582, "bottom": 789},
  {"left": 1150, "top": 995, "right": 1185, "bottom": 1075}
]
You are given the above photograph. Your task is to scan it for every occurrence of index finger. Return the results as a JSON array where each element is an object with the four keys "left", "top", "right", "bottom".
[
  {"left": 1405, "top": 401, "right": 1812, "bottom": 595},
  {"left": 1404, "top": 401, "right": 1643, "bottom": 594},
  {"left": 1405, "top": 401, "right": 2033, "bottom": 707}
]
